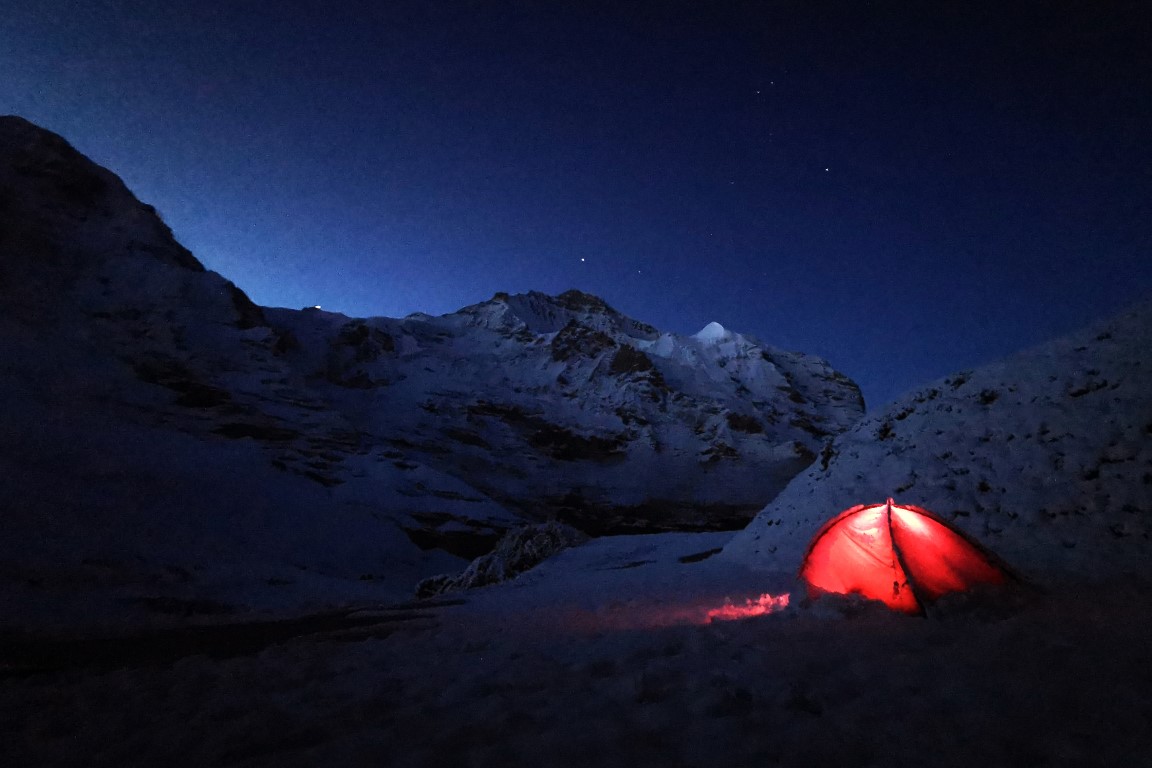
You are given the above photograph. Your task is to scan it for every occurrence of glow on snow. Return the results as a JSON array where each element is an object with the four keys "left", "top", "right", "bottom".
[{"left": 705, "top": 592, "right": 791, "bottom": 622}]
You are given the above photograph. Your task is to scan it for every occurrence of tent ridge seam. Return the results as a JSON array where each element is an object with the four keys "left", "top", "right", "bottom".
[{"left": 885, "top": 500, "right": 929, "bottom": 617}]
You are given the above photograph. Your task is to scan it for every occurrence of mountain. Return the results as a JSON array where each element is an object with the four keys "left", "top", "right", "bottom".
[
  {"left": 0, "top": 115, "right": 504, "bottom": 619},
  {"left": 722, "top": 300, "right": 1152, "bottom": 581},
  {"left": 267, "top": 289, "right": 863, "bottom": 535},
  {"left": 0, "top": 116, "right": 863, "bottom": 619}
]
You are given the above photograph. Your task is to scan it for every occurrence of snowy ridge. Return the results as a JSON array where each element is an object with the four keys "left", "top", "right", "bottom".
[{"left": 723, "top": 301, "right": 1152, "bottom": 579}]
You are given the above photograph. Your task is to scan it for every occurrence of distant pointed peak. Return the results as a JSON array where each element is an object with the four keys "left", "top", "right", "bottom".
[
  {"left": 554, "top": 289, "right": 614, "bottom": 314},
  {"left": 694, "top": 321, "right": 729, "bottom": 341}
]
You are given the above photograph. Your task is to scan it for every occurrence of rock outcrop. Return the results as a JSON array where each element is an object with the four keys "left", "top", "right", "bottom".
[{"left": 416, "top": 522, "right": 588, "bottom": 597}]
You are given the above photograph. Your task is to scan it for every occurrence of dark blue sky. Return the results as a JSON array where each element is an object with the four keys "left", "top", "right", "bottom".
[{"left": 5, "top": 1, "right": 1150, "bottom": 407}]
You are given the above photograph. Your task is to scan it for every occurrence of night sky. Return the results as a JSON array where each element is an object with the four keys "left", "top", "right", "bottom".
[{"left": 5, "top": 1, "right": 1150, "bottom": 407}]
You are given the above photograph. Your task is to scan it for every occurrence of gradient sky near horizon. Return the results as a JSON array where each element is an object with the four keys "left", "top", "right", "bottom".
[{"left": 4, "top": 0, "right": 1150, "bottom": 407}]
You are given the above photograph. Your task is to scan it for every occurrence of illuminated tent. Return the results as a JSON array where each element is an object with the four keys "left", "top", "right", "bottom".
[{"left": 799, "top": 498, "right": 1010, "bottom": 615}]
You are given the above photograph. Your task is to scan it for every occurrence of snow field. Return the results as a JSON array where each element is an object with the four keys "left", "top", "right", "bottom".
[
  {"left": 4, "top": 572, "right": 1151, "bottom": 768},
  {"left": 5, "top": 531, "right": 1152, "bottom": 767}
]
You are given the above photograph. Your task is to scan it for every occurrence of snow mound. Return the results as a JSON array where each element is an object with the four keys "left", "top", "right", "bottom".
[{"left": 723, "top": 300, "right": 1152, "bottom": 581}]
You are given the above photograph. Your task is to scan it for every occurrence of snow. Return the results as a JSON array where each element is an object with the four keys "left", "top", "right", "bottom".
[
  {"left": 3, "top": 534, "right": 1152, "bottom": 767},
  {"left": 693, "top": 320, "right": 729, "bottom": 342}
]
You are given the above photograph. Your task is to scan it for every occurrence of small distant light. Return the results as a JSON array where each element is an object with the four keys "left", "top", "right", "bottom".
[
  {"left": 824, "top": 168, "right": 829, "bottom": 172},
  {"left": 313, "top": 305, "right": 322, "bottom": 309},
  {"left": 580, "top": 257, "right": 585, "bottom": 262}
]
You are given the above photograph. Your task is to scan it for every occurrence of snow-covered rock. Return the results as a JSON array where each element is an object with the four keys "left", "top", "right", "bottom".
[
  {"left": 415, "top": 522, "right": 589, "bottom": 597},
  {"left": 723, "top": 301, "right": 1152, "bottom": 580}
]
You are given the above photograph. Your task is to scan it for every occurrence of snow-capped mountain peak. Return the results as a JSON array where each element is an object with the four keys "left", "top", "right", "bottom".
[{"left": 694, "top": 320, "right": 729, "bottom": 342}]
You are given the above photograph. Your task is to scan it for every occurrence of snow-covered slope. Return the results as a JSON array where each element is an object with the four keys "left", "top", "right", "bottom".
[
  {"left": 723, "top": 301, "right": 1152, "bottom": 580},
  {"left": 0, "top": 116, "right": 863, "bottom": 622}
]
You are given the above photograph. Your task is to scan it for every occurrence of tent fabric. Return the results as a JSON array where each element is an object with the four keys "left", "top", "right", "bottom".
[{"left": 799, "top": 498, "right": 1009, "bottom": 614}]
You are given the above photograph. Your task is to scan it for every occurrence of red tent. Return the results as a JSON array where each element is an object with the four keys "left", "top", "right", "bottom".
[{"left": 799, "top": 498, "right": 1010, "bottom": 614}]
